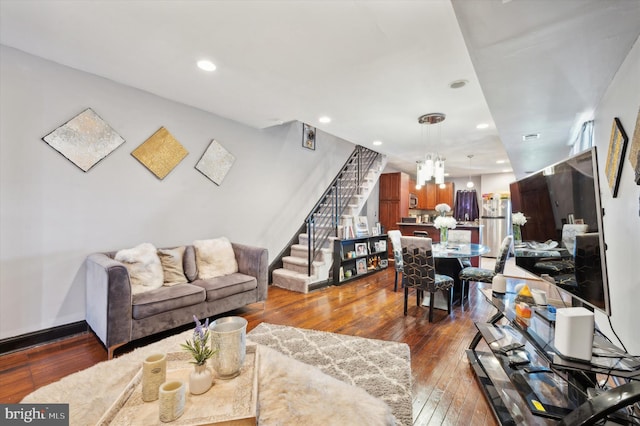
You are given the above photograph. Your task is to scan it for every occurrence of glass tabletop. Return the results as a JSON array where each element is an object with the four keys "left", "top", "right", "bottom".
[{"left": 432, "top": 243, "right": 490, "bottom": 258}]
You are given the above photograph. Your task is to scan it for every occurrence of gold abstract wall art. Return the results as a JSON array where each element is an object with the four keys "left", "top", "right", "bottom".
[
  {"left": 42, "top": 108, "right": 125, "bottom": 172},
  {"left": 195, "top": 140, "right": 235, "bottom": 185},
  {"left": 132, "top": 127, "right": 188, "bottom": 180}
]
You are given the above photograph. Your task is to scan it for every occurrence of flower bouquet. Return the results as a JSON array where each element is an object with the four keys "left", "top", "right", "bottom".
[
  {"left": 512, "top": 212, "right": 527, "bottom": 244},
  {"left": 433, "top": 216, "right": 457, "bottom": 246},
  {"left": 435, "top": 203, "right": 451, "bottom": 216}
]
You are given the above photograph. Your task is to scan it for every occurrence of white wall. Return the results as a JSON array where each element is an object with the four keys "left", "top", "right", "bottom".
[
  {"left": 590, "top": 36, "right": 640, "bottom": 354},
  {"left": 0, "top": 46, "right": 356, "bottom": 339},
  {"left": 480, "top": 172, "right": 516, "bottom": 196}
]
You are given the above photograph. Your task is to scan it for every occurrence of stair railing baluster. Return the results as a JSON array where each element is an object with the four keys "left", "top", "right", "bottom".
[{"left": 302, "top": 145, "right": 382, "bottom": 278}]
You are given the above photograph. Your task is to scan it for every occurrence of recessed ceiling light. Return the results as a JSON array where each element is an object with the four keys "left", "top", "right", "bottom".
[
  {"left": 496, "top": 159, "right": 506, "bottom": 164},
  {"left": 197, "top": 60, "right": 216, "bottom": 72},
  {"left": 476, "top": 123, "right": 489, "bottom": 129},
  {"left": 449, "top": 79, "right": 468, "bottom": 89},
  {"left": 318, "top": 116, "right": 331, "bottom": 124},
  {"left": 372, "top": 140, "right": 382, "bottom": 146},
  {"left": 522, "top": 133, "right": 540, "bottom": 141},
  {"left": 502, "top": 168, "right": 512, "bottom": 173}
]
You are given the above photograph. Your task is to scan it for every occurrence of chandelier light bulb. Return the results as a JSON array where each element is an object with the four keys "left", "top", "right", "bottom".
[
  {"left": 466, "top": 154, "right": 474, "bottom": 189},
  {"left": 434, "top": 158, "right": 445, "bottom": 185}
]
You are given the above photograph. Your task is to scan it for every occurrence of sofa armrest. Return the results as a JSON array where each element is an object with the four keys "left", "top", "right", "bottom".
[
  {"left": 85, "top": 253, "right": 133, "bottom": 350},
  {"left": 232, "top": 243, "right": 268, "bottom": 302}
]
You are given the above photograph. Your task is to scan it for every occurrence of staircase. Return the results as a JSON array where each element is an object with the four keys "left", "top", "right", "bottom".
[{"left": 272, "top": 146, "right": 387, "bottom": 293}]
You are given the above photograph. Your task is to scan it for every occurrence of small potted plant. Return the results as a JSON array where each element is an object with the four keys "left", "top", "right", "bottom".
[{"left": 181, "top": 316, "right": 216, "bottom": 394}]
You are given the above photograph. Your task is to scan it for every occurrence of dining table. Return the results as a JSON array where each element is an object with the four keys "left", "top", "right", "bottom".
[{"left": 426, "top": 242, "right": 491, "bottom": 309}]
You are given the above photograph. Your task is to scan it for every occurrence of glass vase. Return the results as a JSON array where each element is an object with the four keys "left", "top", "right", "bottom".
[
  {"left": 513, "top": 224, "right": 522, "bottom": 245},
  {"left": 440, "top": 227, "right": 448, "bottom": 247}
]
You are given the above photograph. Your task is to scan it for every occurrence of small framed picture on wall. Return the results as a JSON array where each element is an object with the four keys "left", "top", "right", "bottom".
[{"left": 302, "top": 123, "right": 316, "bottom": 150}]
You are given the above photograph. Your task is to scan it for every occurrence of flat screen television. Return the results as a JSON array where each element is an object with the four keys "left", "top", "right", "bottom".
[{"left": 510, "top": 147, "right": 610, "bottom": 315}]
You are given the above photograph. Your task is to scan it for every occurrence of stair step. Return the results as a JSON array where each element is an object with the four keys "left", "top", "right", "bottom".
[
  {"left": 272, "top": 269, "right": 316, "bottom": 294},
  {"left": 291, "top": 244, "right": 332, "bottom": 260},
  {"left": 282, "top": 255, "right": 324, "bottom": 275}
]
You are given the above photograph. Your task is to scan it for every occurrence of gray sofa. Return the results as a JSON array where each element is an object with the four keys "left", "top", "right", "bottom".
[{"left": 85, "top": 242, "right": 268, "bottom": 358}]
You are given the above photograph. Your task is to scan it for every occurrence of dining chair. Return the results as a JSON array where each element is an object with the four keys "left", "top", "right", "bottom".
[
  {"left": 448, "top": 229, "right": 473, "bottom": 268},
  {"left": 401, "top": 236, "right": 454, "bottom": 322},
  {"left": 459, "top": 235, "right": 513, "bottom": 305},
  {"left": 388, "top": 230, "right": 404, "bottom": 292}
]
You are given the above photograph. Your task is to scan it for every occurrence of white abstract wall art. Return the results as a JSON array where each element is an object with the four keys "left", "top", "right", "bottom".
[
  {"left": 42, "top": 108, "right": 125, "bottom": 172},
  {"left": 195, "top": 140, "right": 235, "bottom": 185}
]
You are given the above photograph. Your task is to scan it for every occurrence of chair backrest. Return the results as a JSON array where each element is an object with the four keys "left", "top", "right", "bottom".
[
  {"left": 448, "top": 230, "right": 471, "bottom": 244},
  {"left": 400, "top": 236, "right": 436, "bottom": 290},
  {"left": 388, "top": 230, "right": 404, "bottom": 271},
  {"left": 562, "top": 224, "right": 589, "bottom": 255},
  {"left": 493, "top": 235, "right": 514, "bottom": 274}
]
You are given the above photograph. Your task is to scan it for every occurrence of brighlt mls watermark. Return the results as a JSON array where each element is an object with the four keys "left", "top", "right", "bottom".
[{"left": 1, "top": 404, "right": 68, "bottom": 425}]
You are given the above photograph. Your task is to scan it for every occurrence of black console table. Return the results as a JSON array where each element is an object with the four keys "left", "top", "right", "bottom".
[{"left": 467, "top": 281, "right": 640, "bottom": 425}]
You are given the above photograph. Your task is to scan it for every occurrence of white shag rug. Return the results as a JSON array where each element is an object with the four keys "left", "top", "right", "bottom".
[
  {"left": 22, "top": 324, "right": 405, "bottom": 425},
  {"left": 247, "top": 323, "right": 413, "bottom": 426}
]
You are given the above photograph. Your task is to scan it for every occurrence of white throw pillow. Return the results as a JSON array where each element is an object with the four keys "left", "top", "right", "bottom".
[
  {"left": 193, "top": 237, "right": 238, "bottom": 279},
  {"left": 115, "top": 243, "right": 164, "bottom": 294}
]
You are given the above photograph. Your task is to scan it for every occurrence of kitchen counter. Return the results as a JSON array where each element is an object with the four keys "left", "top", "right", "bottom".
[{"left": 397, "top": 222, "right": 482, "bottom": 228}]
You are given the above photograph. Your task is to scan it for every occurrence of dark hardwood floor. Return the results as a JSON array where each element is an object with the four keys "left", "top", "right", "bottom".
[{"left": 0, "top": 268, "right": 498, "bottom": 425}]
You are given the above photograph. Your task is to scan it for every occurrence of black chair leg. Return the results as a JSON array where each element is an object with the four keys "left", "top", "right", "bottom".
[
  {"left": 428, "top": 291, "right": 435, "bottom": 322},
  {"left": 461, "top": 280, "right": 467, "bottom": 305},
  {"left": 446, "top": 287, "right": 452, "bottom": 314},
  {"left": 404, "top": 287, "right": 409, "bottom": 316},
  {"left": 394, "top": 271, "right": 398, "bottom": 292}
]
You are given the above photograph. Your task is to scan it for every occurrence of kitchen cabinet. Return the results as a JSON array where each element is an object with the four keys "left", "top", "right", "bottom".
[
  {"left": 406, "top": 181, "right": 453, "bottom": 210},
  {"left": 378, "top": 172, "right": 409, "bottom": 235},
  {"left": 436, "top": 182, "right": 455, "bottom": 207},
  {"left": 424, "top": 183, "right": 437, "bottom": 209}
]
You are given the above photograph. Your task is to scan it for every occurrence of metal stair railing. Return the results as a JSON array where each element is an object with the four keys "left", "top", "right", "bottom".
[{"left": 305, "top": 145, "right": 382, "bottom": 276}]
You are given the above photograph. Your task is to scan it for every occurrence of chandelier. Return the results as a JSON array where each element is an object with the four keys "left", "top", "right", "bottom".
[{"left": 416, "top": 113, "right": 446, "bottom": 186}]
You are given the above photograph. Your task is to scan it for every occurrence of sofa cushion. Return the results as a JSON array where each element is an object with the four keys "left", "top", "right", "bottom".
[
  {"left": 132, "top": 283, "right": 206, "bottom": 320},
  {"left": 191, "top": 273, "right": 257, "bottom": 301},
  {"left": 158, "top": 246, "right": 188, "bottom": 286},
  {"left": 115, "top": 243, "right": 163, "bottom": 294},
  {"left": 193, "top": 237, "right": 238, "bottom": 279},
  {"left": 183, "top": 245, "right": 198, "bottom": 282}
]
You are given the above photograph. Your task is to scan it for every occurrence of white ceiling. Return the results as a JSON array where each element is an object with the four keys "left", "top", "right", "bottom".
[{"left": 1, "top": 0, "right": 639, "bottom": 179}]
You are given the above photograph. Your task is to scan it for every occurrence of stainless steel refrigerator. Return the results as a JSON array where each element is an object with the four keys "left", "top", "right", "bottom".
[{"left": 480, "top": 195, "right": 511, "bottom": 257}]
